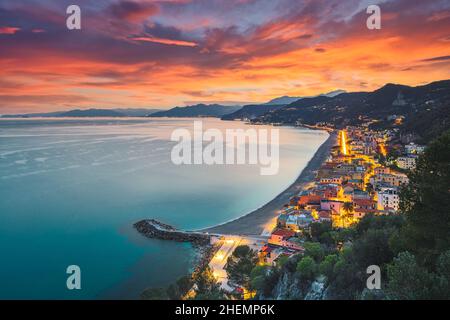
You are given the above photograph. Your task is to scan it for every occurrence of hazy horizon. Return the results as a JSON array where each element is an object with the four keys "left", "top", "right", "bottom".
[{"left": 2, "top": 78, "right": 449, "bottom": 115}]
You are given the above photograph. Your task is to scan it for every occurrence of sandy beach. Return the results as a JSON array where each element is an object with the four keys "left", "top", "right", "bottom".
[{"left": 202, "top": 130, "right": 337, "bottom": 236}]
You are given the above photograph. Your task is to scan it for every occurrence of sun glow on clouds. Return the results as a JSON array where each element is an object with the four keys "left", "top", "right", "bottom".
[
  {"left": 131, "top": 36, "right": 197, "bottom": 47},
  {"left": 0, "top": 0, "right": 449, "bottom": 113},
  {"left": 0, "top": 26, "right": 21, "bottom": 34}
]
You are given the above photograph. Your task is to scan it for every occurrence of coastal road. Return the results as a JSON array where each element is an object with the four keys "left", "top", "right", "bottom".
[
  {"left": 209, "top": 235, "right": 266, "bottom": 292},
  {"left": 209, "top": 237, "right": 242, "bottom": 292}
]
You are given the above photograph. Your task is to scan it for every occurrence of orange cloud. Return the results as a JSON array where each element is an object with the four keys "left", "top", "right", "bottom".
[{"left": 131, "top": 36, "right": 197, "bottom": 47}]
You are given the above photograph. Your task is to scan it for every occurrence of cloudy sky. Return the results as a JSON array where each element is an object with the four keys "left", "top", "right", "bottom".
[{"left": 0, "top": 0, "right": 449, "bottom": 113}]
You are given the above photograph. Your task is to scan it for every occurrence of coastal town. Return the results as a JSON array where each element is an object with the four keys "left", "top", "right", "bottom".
[{"left": 204, "top": 124, "right": 426, "bottom": 298}]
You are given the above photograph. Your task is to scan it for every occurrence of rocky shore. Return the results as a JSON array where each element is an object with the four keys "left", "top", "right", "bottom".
[{"left": 136, "top": 219, "right": 222, "bottom": 299}]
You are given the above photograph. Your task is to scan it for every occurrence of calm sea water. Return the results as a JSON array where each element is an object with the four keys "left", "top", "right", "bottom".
[{"left": 0, "top": 118, "right": 328, "bottom": 299}]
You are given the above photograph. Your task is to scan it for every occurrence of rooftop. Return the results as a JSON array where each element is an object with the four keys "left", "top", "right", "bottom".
[{"left": 271, "top": 229, "right": 296, "bottom": 238}]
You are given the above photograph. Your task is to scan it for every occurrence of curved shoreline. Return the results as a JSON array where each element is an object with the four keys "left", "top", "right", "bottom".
[{"left": 201, "top": 130, "right": 337, "bottom": 236}]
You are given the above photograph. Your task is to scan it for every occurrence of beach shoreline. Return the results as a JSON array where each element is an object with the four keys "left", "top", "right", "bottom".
[{"left": 201, "top": 129, "right": 338, "bottom": 236}]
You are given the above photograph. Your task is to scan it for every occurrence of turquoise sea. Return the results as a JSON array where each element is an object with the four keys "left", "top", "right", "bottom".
[{"left": 0, "top": 118, "right": 328, "bottom": 299}]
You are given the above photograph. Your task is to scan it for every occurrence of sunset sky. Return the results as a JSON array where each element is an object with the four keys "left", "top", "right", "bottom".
[{"left": 0, "top": 0, "right": 449, "bottom": 113}]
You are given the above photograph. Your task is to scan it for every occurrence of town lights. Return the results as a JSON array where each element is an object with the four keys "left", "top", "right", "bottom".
[
  {"left": 341, "top": 130, "right": 348, "bottom": 155},
  {"left": 215, "top": 253, "right": 225, "bottom": 261}
]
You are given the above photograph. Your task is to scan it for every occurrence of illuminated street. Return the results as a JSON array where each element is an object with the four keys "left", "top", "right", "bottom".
[
  {"left": 209, "top": 235, "right": 266, "bottom": 292},
  {"left": 340, "top": 130, "right": 348, "bottom": 155}
]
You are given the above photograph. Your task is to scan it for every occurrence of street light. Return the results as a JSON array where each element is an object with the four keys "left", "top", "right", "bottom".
[{"left": 215, "top": 253, "right": 225, "bottom": 261}]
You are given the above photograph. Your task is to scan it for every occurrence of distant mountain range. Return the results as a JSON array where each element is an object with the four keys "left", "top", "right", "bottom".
[
  {"left": 253, "top": 80, "right": 450, "bottom": 143},
  {"left": 2, "top": 81, "right": 448, "bottom": 143},
  {"left": 221, "top": 104, "right": 284, "bottom": 121},
  {"left": 1, "top": 108, "right": 162, "bottom": 118},
  {"left": 148, "top": 104, "right": 242, "bottom": 118},
  {"left": 222, "top": 90, "right": 347, "bottom": 121},
  {"left": 266, "top": 90, "right": 346, "bottom": 105}
]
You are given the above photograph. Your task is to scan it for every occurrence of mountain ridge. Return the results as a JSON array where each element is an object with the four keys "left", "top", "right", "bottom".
[
  {"left": 148, "top": 104, "right": 242, "bottom": 118},
  {"left": 266, "top": 90, "right": 346, "bottom": 105},
  {"left": 222, "top": 90, "right": 348, "bottom": 121},
  {"left": 256, "top": 79, "right": 450, "bottom": 143},
  {"left": 1, "top": 108, "right": 163, "bottom": 118}
]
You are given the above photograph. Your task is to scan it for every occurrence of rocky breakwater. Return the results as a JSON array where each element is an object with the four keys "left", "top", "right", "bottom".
[{"left": 134, "top": 219, "right": 211, "bottom": 246}]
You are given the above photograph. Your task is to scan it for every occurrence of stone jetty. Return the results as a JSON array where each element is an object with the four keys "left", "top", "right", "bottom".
[{"left": 134, "top": 219, "right": 211, "bottom": 246}]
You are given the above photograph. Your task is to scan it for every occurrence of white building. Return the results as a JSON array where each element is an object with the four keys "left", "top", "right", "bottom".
[
  {"left": 397, "top": 156, "right": 417, "bottom": 170},
  {"left": 377, "top": 187, "right": 400, "bottom": 211},
  {"left": 405, "top": 143, "right": 425, "bottom": 155},
  {"left": 373, "top": 173, "right": 409, "bottom": 187}
]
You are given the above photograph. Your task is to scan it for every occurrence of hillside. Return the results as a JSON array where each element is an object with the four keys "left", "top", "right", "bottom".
[
  {"left": 148, "top": 104, "right": 242, "bottom": 118},
  {"left": 267, "top": 96, "right": 303, "bottom": 105},
  {"left": 223, "top": 90, "right": 347, "bottom": 121},
  {"left": 266, "top": 90, "right": 346, "bottom": 105},
  {"left": 256, "top": 80, "right": 450, "bottom": 143},
  {"left": 58, "top": 109, "right": 126, "bottom": 117},
  {"left": 112, "top": 108, "right": 162, "bottom": 117},
  {"left": 221, "top": 104, "right": 285, "bottom": 120}
]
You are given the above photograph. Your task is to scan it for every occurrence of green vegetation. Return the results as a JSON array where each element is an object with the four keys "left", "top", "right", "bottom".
[
  {"left": 225, "top": 245, "right": 258, "bottom": 290},
  {"left": 296, "top": 256, "right": 317, "bottom": 281},
  {"left": 167, "top": 275, "right": 192, "bottom": 299},
  {"left": 309, "top": 221, "right": 334, "bottom": 245},
  {"left": 249, "top": 265, "right": 269, "bottom": 292},
  {"left": 342, "top": 202, "right": 354, "bottom": 225},
  {"left": 250, "top": 265, "right": 280, "bottom": 297},
  {"left": 141, "top": 276, "right": 193, "bottom": 300},
  {"left": 319, "top": 254, "right": 338, "bottom": 279},
  {"left": 142, "top": 261, "right": 225, "bottom": 300},
  {"left": 386, "top": 251, "right": 449, "bottom": 299},
  {"left": 398, "top": 130, "right": 450, "bottom": 265},
  {"left": 303, "top": 242, "right": 325, "bottom": 262},
  {"left": 193, "top": 266, "right": 225, "bottom": 300}
]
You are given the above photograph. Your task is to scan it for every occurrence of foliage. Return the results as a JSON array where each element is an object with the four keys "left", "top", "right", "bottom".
[
  {"left": 225, "top": 245, "right": 258, "bottom": 290},
  {"left": 324, "top": 215, "right": 404, "bottom": 298},
  {"left": 196, "top": 266, "right": 217, "bottom": 294},
  {"left": 319, "top": 254, "right": 338, "bottom": 280},
  {"left": 303, "top": 242, "right": 325, "bottom": 263},
  {"left": 310, "top": 221, "right": 333, "bottom": 245},
  {"left": 250, "top": 265, "right": 268, "bottom": 279},
  {"left": 343, "top": 202, "right": 354, "bottom": 213},
  {"left": 296, "top": 256, "right": 317, "bottom": 281},
  {"left": 166, "top": 275, "right": 193, "bottom": 299},
  {"left": 275, "top": 255, "right": 289, "bottom": 268},
  {"left": 259, "top": 269, "right": 281, "bottom": 297},
  {"left": 398, "top": 130, "right": 450, "bottom": 266},
  {"left": 249, "top": 265, "right": 280, "bottom": 297},
  {"left": 355, "top": 213, "right": 404, "bottom": 237},
  {"left": 352, "top": 228, "right": 396, "bottom": 268},
  {"left": 386, "top": 252, "right": 441, "bottom": 299},
  {"left": 176, "top": 275, "right": 193, "bottom": 296}
]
